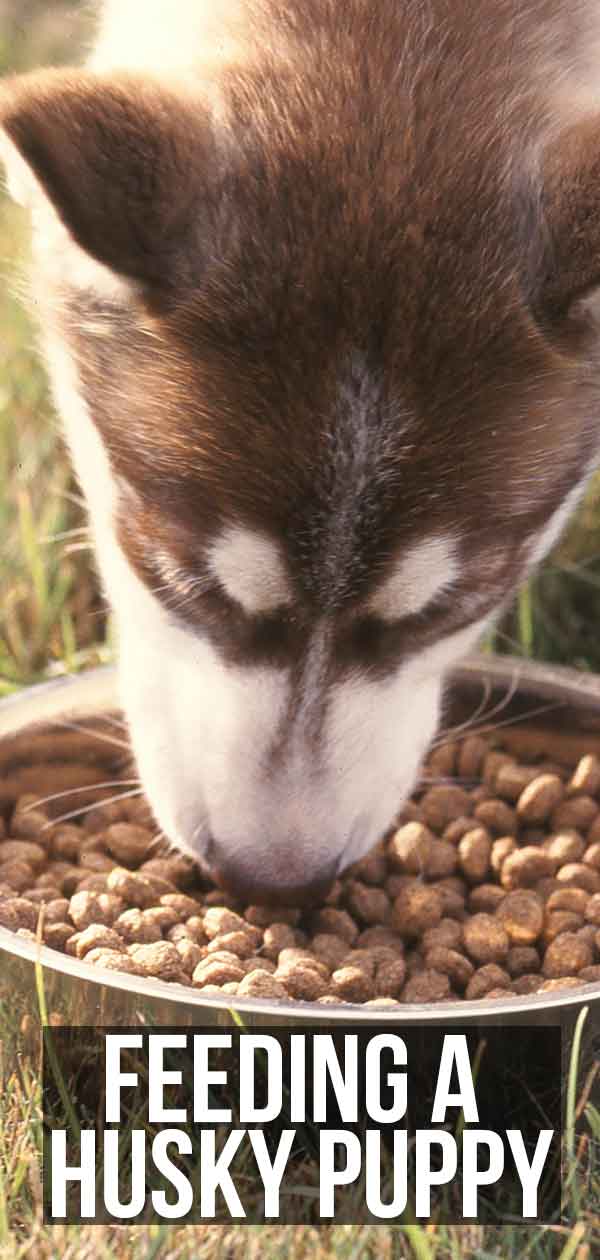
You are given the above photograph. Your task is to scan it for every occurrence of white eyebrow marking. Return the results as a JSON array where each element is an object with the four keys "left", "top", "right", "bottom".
[
  {"left": 368, "top": 534, "right": 461, "bottom": 621},
  {"left": 208, "top": 526, "right": 293, "bottom": 615}
]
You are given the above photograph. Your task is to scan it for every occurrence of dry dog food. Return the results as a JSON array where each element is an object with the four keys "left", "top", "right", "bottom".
[{"left": 2, "top": 723, "right": 600, "bottom": 1006}]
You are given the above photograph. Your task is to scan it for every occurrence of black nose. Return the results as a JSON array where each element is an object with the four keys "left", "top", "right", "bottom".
[{"left": 209, "top": 845, "right": 338, "bottom": 908}]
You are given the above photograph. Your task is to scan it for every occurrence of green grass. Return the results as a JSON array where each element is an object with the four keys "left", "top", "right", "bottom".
[{"left": 0, "top": 981, "right": 597, "bottom": 1259}]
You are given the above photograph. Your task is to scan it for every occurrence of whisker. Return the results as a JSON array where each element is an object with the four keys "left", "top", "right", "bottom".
[
  {"left": 43, "top": 787, "right": 144, "bottom": 830},
  {"left": 433, "top": 666, "right": 523, "bottom": 749},
  {"left": 50, "top": 718, "right": 131, "bottom": 752},
  {"left": 452, "top": 697, "right": 564, "bottom": 747},
  {"left": 23, "top": 779, "right": 141, "bottom": 814},
  {"left": 433, "top": 676, "right": 494, "bottom": 748},
  {"left": 94, "top": 713, "right": 129, "bottom": 733}
]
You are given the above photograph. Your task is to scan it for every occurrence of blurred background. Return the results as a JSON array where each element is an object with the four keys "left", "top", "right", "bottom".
[{"left": 2, "top": 0, "right": 600, "bottom": 696}]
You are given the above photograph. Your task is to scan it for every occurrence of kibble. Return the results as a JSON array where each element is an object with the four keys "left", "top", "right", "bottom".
[{"left": 2, "top": 719, "right": 600, "bottom": 1009}]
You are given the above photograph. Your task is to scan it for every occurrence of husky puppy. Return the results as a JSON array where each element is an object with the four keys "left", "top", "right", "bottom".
[{"left": 2, "top": 1, "right": 600, "bottom": 902}]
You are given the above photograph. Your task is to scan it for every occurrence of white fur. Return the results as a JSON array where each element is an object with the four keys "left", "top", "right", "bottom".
[
  {"left": 31, "top": 322, "right": 491, "bottom": 880},
  {"left": 208, "top": 526, "right": 293, "bottom": 614},
  {"left": 368, "top": 534, "right": 460, "bottom": 621}
]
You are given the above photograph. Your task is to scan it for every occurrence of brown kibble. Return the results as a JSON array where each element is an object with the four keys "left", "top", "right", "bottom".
[
  {"left": 579, "top": 965, "right": 600, "bottom": 983},
  {"left": 237, "top": 970, "right": 288, "bottom": 998},
  {"left": 391, "top": 883, "right": 443, "bottom": 939},
  {"left": 0, "top": 862, "right": 34, "bottom": 893},
  {"left": 538, "top": 977, "right": 586, "bottom": 992},
  {"left": 174, "top": 938, "right": 204, "bottom": 973},
  {"left": 551, "top": 796, "right": 599, "bottom": 833},
  {"left": 374, "top": 958, "right": 407, "bottom": 997},
  {"left": 244, "top": 904, "right": 300, "bottom": 928},
  {"left": 75, "top": 925, "right": 126, "bottom": 958},
  {"left": 482, "top": 751, "right": 514, "bottom": 788},
  {"left": 463, "top": 914, "right": 509, "bottom": 963},
  {"left": 84, "top": 949, "right": 146, "bottom": 975},
  {"left": 140, "top": 854, "right": 196, "bottom": 888},
  {"left": 0, "top": 897, "right": 38, "bottom": 932},
  {"left": 544, "top": 830, "right": 585, "bottom": 866},
  {"left": 245, "top": 955, "right": 276, "bottom": 974},
  {"left": 357, "top": 925, "right": 403, "bottom": 949},
  {"left": 78, "top": 850, "right": 114, "bottom": 874},
  {"left": 543, "top": 912, "right": 584, "bottom": 945},
  {"left": 484, "top": 988, "right": 514, "bottom": 999},
  {"left": 43, "top": 923, "right": 75, "bottom": 950},
  {"left": 278, "top": 948, "right": 329, "bottom": 978},
  {"left": 458, "top": 828, "right": 491, "bottom": 883},
  {"left": 159, "top": 893, "right": 203, "bottom": 919},
  {"left": 496, "top": 890, "right": 543, "bottom": 944},
  {"left": 567, "top": 755, "right": 600, "bottom": 798},
  {"left": 468, "top": 884, "right": 506, "bottom": 914},
  {"left": 388, "top": 822, "right": 433, "bottom": 874},
  {"left": 51, "top": 826, "right": 83, "bottom": 861},
  {"left": 203, "top": 907, "right": 248, "bottom": 939},
  {"left": 0, "top": 839, "right": 47, "bottom": 870},
  {"left": 494, "top": 763, "right": 539, "bottom": 802},
  {"left": 547, "top": 887, "right": 589, "bottom": 915},
  {"left": 424, "top": 840, "right": 458, "bottom": 879},
  {"left": 466, "top": 964, "right": 512, "bottom": 1000},
  {"left": 114, "top": 908, "right": 162, "bottom": 944},
  {"left": 106, "top": 868, "right": 156, "bottom": 908},
  {"left": 457, "top": 735, "right": 488, "bottom": 779},
  {"left": 516, "top": 774, "right": 564, "bottom": 824},
  {"left": 474, "top": 798, "right": 518, "bottom": 835},
  {"left": 402, "top": 969, "right": 451, "bottom": 1003},
  {"left": 344, "top": 881, "right": 390, "bottom": 925},
  {"left": 584, "top": 894, "right": 600, "bottom": 926},
  {"left": 129, "top": 941, "right": 183, "bottom": 979},
  {"left": 143, "top": 905, "right": 180, "bottom": 933},
  {"left": 69, "top": 890, "right": 115, "bottom": 930},
  {"left": 490, "top": 836, "right": 516, "bottom": 874},
  {"left": 42, "top": 898, "right": 71, "bottom": 925},
  {"left": 513, "top": 973, "right": 544, "bottom": 994},
  {"left": 348, "top": 845, "right": 387, "bottom": 886},
  {"left": 206, "top": 930, "right": 258, "bottom": 959},
  {"left": 364, "top": 997, "right": 399, "bottom": 1008},
  {"left": 583, "top": 843, "right": 600, "bottom": 870},
  {"left": 262, "top": 923, "right": 297, "bottom": 960},
  {"left": 432, "top": 885, "right": 465, "bottom": 920},
  {"left": 422, "top": 919, "right": 463, "bottom": 951},
  {"left": 555, "top": 863, "right": 600, "bottom": 894},
  {"left": 276, "top": 964, "right": 329, "bottom": 1001},
  {"left": 542, "top": 933, "right": 593, "bottom": 978},
  {"left": 427, "top": 742, "right": 458, "bottom": 776},
  {"left": 443, "top": 816, "right": 477, "bottom": 845},
  {"left": 506, "top": 946, "right": 541, "bottom": 977},
  {"left": 312, "top": 908, "right": 359, "bottom": 944},
  {"left": 312, "top": 934, "right": 348, "bottom": 971},
  {"left": 104, "top": 823, "right": 152, "bottom": 867},
  {"left": 424, "top": 946, "right": 474, "bottom": 990},
  {"left": 339, "top": 949, "right": 377, "bottom": 978},
  {"left": 421, "top": 785, "right": 471, "bottom": 833},
  {"left": 500, "top": 847, "right": 555, "bottom": 890},
  {"left": 330, "top": 966, "right": 374, "bottom": 1003}
]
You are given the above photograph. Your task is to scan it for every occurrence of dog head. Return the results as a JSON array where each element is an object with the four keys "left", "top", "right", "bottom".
[{"left": 3, "top": 4, "right": 600, "bottom": 902}]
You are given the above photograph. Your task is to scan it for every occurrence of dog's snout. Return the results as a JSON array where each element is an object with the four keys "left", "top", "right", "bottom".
[{"left": 208, "top": 840, "right": 339, "bottom": 907}]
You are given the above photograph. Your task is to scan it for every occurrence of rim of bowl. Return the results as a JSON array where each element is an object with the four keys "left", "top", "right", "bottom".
[{"left": 0, "top": 657, "right": 598, "bottom": 1024}]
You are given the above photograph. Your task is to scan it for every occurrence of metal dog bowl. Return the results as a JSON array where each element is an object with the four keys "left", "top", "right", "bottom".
[{"left": 0, "top": 656, "right": 599, "bottom": 1054}]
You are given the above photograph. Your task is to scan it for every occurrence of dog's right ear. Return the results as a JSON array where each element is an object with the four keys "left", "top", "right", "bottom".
[{"left": 0, "top": 69, "right": 215, "bottom": 287}]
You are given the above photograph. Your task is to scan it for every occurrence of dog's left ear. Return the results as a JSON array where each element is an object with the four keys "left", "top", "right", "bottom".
[
  {"left": 0, "top": 69, "right": 215, "bottom": 287},
  {"left": 539, "top": 115, "right": 600, "bottom": 316}
]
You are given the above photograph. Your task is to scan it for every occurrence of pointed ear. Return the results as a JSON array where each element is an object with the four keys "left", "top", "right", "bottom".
[
  {"left": 539, "top": 116, "right": 600, "bottom": 316},
  {"left": 0, "top": 69, "right": 214, "bottom": 286}
]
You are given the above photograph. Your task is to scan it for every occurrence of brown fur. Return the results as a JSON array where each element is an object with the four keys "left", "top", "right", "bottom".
[{"left": 2, "top": 1, "right": 600, "bottom": 667}]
